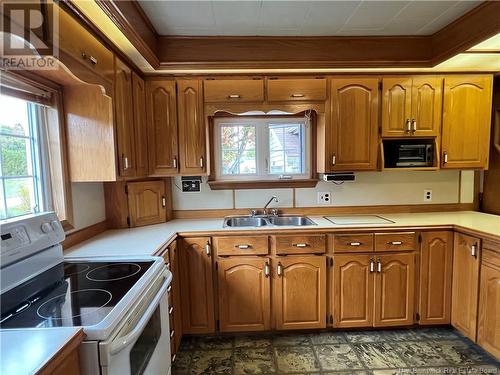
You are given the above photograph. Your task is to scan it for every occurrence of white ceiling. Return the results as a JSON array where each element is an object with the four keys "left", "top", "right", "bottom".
[{"left": 138, "top": 0, "right": 482, "bottom": 36}]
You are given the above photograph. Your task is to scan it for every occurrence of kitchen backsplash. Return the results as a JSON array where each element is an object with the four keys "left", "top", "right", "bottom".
[
  {"left": 171, "top": 170, "right": 474, "bottom": 211},
  {"left": 67, "top": 182, "right": 106, "bottom": 232}
]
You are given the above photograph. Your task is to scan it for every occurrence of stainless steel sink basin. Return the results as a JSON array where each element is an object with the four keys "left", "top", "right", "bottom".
[
  {"left": 268, "top": 216, "right": 316, "bottom": 226},
  {"left": 224, "top": 217, "right": 268, "bottom": 227},
  {"left": 223, "top": 215, "right": 316, "bottom": 227}
]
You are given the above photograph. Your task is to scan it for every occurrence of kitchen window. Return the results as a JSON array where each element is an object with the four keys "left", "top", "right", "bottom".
[{"left": 213, "top": 116, "right": 311, "bottom": 181}]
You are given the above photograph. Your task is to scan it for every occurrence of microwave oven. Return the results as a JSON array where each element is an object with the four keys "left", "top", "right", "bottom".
[{"left": 383, "top": 140, "right": 434, "bottom": 168}]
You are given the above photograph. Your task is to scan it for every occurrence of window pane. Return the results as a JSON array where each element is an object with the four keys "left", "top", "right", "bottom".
[
  {"left": 0, "top": 94, "right": 30, "bottom": 136},
  {"left": 270, "top": 150, "right": 285, "bottom": 174},
  {"left": 269, "top": 123, "right": 304, "bottom": 175},
  {"left": 220, "top": 124, "right": 256, "bottom": 175},
  {"left": 0, "top": 135, "right": 30, "bottom": 176},
  {"left": 5, "top": 178, "right": 36, "bottom": 218},
  {"left": 0, "top": 183, "right": 5, "bottom": 219},
  {"left": 269, "top": 126, "right": 284, "bottom": 151}
]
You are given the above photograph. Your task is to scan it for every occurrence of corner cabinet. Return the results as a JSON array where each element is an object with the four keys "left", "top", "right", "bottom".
[
  {"left": 146, "top": 80, "right": 179, "bottom": 176},
  {"left": 451, "top": 233, "right": 481, "bottom": 340},
  {"left": 441, "top": 75, "right": 493, "bottom": 169},
  {"left": 177, "top": 80, "right": 207, "bottom": 175},
  {"left": 179, "top": 237, "right": 215, "bottom": 334},
  {"left": 274, "top": 256, "right": 327, "bottom": 330},
  {"left": 382, "top": 76, "right": 442, "bottom": 137},
  {"left": 328, "top": 78, "right": 379, "bottom": 171}
]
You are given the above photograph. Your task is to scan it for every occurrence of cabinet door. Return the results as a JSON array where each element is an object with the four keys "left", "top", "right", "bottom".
[
  {"left": 127, "top": 181, "right": 166, "bottom": 227},
  {"left": 274, "top": 256, "right": 326, "bottom": 330},
  {"left": 419, "top": 231, "right": 453, "bottom": 325},
  {"left": 146, "top": 80, "right": 179, "bottom": 176},
  {"left": 217, "top": 257, "right": 271, "bottom": 332},
  {"left": 382, "top": 77, "right": 413, "bottom": 136},
  {"left": 177, "top": 80, "right": 206, "bottom": 175},
  {"left": 114, "top": 58, "right": 136, "bottom": 177},
  {"left": 131, "top": 72, "right": 148, "bottom": 177},
  {"left": 329, "top": 78, "right": 379, "bottom": 171},
  {"left": 374, "top": 253, "right": 415, "bottom": 327},
  {"left": 451, "top": 233, "right": 481, "bottom": 341},
  {"left": 441, "top": 75, "right": 493, "bottom": 169},
  {"left": 411, "top": 77, "right": 442, "bottom": 136},
  {"left": 179, "top": 237, "right": 215, "bottom": 334},
  {"left": 477, "top": 249, "right": 500, "bottom": 359},
  {"left": 332, "top": 255, "right": 374, "bottom": 328}
]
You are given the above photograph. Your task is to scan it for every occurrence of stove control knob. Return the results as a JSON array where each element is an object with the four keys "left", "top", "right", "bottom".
[{"left": 41, "top": 222, "right": 53, "bottom": 233}]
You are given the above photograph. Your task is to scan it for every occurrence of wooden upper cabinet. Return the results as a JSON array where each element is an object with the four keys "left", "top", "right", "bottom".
[
  {"left": 127, "top": 180, "right": 167, "bottom": 227},
  {"left": 131, "top": 72, "right": 148, "bottom": 177},
  {"left": 217, "top": 257, "right": 271, "bottom": 332},
  {"left": 114, "top": 58, "right": 136, "bottom": 177},
  {"left": 419, "top": 231, "right": 453, "bottom": 325},
  {"left": 332, "top": 255, "right": 374, "bottom": 328},
  {"left": 329, "top": 78, "right": 379, "bottom": 171},
  {"left": 146, "top": 80, "right": 179, "bottom": 176},
  {"left": 452, "top": 232, "right": 481, "bottom": 341},
  {"left": 204, "top": 79, "right": 264, "bottom": 102},
  {"left": 477, "top": 244, "right": 500, "bottom": 359},
  {"left": 382, "top": 77, "right": 412, "bottom": 136},
  {"left": 441, "top": 75, "right": 493, "bottom": 169},
  {"left": 267, "top": 78, "right": 327, "bottom": 102},
  {"left": 374, "top": 253, "right": 415, "bottom": 327},
  {"left": 177, "top": 80, "right": 206, "bottom": 175},
  {"left": 179, "top": 237, "right": 215, "bottom": 334},
  {"left": 274, "top": 256, "right": 326, "bottom": 330},
  {"left": 411, "top": 77, "right": 442, "bottom": 136}
]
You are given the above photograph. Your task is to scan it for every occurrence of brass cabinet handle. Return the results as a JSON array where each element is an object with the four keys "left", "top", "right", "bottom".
[
  {"left": 123, "top": 155, "right": 129, "bottom": 170},
  {"left": 291, "top": 93, "right": 304, "bottom": 98},
  {"left": 387, "top": 241, "right": 402, "bottom": 245},
  {"left": 172, "top": 354, "right": 177, "bottom": 362},
  {"left": 205, "top": 241, "right": 211, "bottom": 256},
  {"left": 332, "top": 154, "right": 336, "bottom": 166},
  {"left": 162, "top": 196, "right": 167, "bottom": 208},
  {"left": 471, "top": 243, "right": 478, "bottom": 258},
  {"left": 170, "top": 330, "right": 175, "bottom": 338},
  {"left": 411, "top": 119, "right": 417, "bottom": 133},
  {"left": 443, "top": 152, "right": 448, "bottom": 164},
  {"left": 235, "top": 244, "right": 251, "bottom": 249},
  {"left": 265, "top": 261, "right": 270, "bottom": 278},
  {"left": 349, "top": 242, "right": 361, "bottom": 246},
  {"left": 405, "top": 119, "right": 411, "bottom": 133},
  {"left": 173, "top": 157, "right": 177, "bottom": 169},
  {"left": 167, "top": 286, "right": 172, "bottom": 293},
  {"left": 169, "top": 306, "right": 174, "bottom": 315},
  {"left": 293, "top": 243, "right": 309, "bottom": 248},
  {"left": 81, "top": 52, "right": 98, "bottom": 65},
  {"left": 377, "top": 259, "right": 382, "bottom": 273},
  {"left": 200, "top": 157, "right": 204, "bottom": 168},
  {"left": 227, "top": 94, "right": 241, "bottom": 99},
  {"left": 370, "top": 258, "right": 375, "bottom": 273},
  {"left": 277, "top": 262, "right": 283, "bottom": 277}
]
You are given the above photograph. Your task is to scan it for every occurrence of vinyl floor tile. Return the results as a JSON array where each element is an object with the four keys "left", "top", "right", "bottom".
[
  {"left": 314, "top": 343, "right": 365, "bottom": 371},
  {"left": 275, "top": 345, "right": 320, "bottom": 373}
]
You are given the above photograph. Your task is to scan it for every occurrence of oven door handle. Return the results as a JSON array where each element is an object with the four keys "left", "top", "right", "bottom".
[{"left": 109, "top": 274, "right": 170, "bottom": 355}]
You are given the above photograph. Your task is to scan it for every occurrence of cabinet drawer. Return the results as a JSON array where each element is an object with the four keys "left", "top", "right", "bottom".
[
  {"left": 267, "top": 79, "right": 327, "bottom": 101},
  {"left": 375, "top": 232, "right": 416, "bottom": 252},
  {"left": 333, "top": 234, "right": 374, "bottom": 253},
  {"left": 204, "top": 79, "right": 264, "bottom": 102},
  {"left": 272, "top": 234, "right": 326, "bottom": 254},
  {"left": 214, "top": 236, "right": 269, "bottom": 255},
  {"left": 58, "top": 9, "right": 114, "bottom": 79}
]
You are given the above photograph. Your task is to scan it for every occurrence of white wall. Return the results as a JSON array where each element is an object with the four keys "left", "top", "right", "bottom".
[
  {"left": 172, "top": 170, "right": 474, "bottom": 211},
  {"left": 67, "top": 182, "right": 106, "bottom": 232}
]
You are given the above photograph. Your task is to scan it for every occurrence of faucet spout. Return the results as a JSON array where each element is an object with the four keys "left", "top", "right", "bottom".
[{"left": 263, "top": 195, "right": 278, "bottom": 215}]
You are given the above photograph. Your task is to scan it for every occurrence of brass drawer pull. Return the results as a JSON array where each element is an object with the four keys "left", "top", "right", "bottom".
[
  {"left": 388, "top": 241, "right": 403, "bottom": 245},
  {"left": 227, "top": 94, "right": 241, "bottom": 99},
  {"left": 170, "top": 330, "right": 175, "bottom": 338},
  {"left": 169, "top": 306, "right": 174, "bottom": 315},
  {"left": 235, "top": 244, "right": 251, "bottom": 249},
  {"left": 291, "top": 93, "right": 304, "bottom": 98},
  {"left": 293, "top": 243, "right": 309, "bottom": 248},
  {"left": 349, "top": 242, "right": 361, "bottom": 246}
]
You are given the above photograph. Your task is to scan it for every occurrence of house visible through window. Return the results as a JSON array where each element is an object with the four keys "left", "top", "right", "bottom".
[
  {"left": 0, "top": 94, "right": 48, "bottom": 219},
  {"left": 214, "top": 116, "right": 311, "bottom": 181}
]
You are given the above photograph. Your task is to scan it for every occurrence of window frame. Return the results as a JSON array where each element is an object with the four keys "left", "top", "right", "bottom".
[{"left": 213, "top": 115, "right": 311, "bottom": 182}]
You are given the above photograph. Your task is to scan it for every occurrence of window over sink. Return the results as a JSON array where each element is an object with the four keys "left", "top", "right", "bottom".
[{"left": 213, "top": 115, "right": 311, "bottom": 181}]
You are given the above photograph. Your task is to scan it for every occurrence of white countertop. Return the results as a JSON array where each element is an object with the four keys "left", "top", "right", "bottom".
[
  {"left": 65, "top": 211, "right": 500, "bottom": 258},
  {"left": 0, "top": 327, "right": 82, "bottom": 374}
]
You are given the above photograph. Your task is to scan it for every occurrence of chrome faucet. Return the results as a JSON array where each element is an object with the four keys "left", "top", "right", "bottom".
[{"left": 263, "top": 195, "right": 278, "bottom": 216}]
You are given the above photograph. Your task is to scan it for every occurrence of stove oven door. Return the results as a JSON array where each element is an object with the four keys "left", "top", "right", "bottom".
[{"left": 98, "top": 270, "right": 171, "bottom": 375}]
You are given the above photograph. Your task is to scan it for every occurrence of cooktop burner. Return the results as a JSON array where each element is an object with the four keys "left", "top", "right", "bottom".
[
  {"left": 86, "top": 263, "right": 142, "bottom": 281},
  {"left": 0, "top": 260, "right": 154, "bottom": 329}
]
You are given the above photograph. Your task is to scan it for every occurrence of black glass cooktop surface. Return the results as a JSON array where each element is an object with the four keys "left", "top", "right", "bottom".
[{"left": 0, "top": 260, "right": 153, "bottom": 329}]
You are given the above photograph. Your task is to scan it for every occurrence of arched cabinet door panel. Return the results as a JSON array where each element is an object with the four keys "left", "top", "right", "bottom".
[
  {"left": 382, "top": 77, "right": 412, "bottom": 136},
  {"left": 217, "top": 257, "right": 271, "bottom": 332},
  {"left": 274, "top": 256, "right": 326, "bottom": 330},
  {"left": 127, "top": 180, "right": 167, "bottom": 227}
]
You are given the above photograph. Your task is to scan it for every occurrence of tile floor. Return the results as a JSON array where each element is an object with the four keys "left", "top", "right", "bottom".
[{"left": 171, "top": 327, "right": 499, "bottom": 375}]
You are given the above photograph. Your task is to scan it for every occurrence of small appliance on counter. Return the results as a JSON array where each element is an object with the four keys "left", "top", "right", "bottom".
[
  {"left": 383, "top": 139, "right": 435, "bottom": 168},
  {"left": 0, "top": 212, "right": 172, "bottom": 375}
]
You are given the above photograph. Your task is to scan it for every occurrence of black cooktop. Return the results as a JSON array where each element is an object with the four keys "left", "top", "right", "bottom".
[{"left": 0, "top": 260, "right": 153, "bottom": 329}]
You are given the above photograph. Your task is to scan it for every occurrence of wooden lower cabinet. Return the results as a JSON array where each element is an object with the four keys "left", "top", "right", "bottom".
[
  {"left": 217, "top": 257, "right": 271, "bottom": 332},
  {"left": 332, "top": 254, "right": 374, "bottom": 327},
  {"left": 179, "top": 237, "right": 215, "bottom": 334},
  {"left": 477, "top": 243, "right": 500, "bottom": 359},
  {"left": 374, "top": 253, "right": 416, "bottom": 327},
  {"left": 419, "top": 231, "right": 453, "bottom": 325},
  {"left": 451, "top": 233, "right": 481, "bottom": 341},
  {"left": 274, "top": 256, "right": 327, "bottom": 330}
]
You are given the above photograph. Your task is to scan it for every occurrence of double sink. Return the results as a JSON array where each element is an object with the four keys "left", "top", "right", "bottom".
[{"left": 224, "top": 215, "right": 316, "bottom": 227}]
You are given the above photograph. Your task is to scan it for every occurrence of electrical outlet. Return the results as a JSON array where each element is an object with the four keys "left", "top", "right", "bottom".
[
  {"left": 317, "top": 192, "right": 332, "bottom": 205},
  {"left": 424, "top": 189, "right": 432, "bottom": 202}
]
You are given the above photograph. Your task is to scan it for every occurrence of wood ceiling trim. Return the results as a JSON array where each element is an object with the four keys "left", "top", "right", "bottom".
[{"left": 92, "top": 1, "right": 500, "bottom": 71}]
